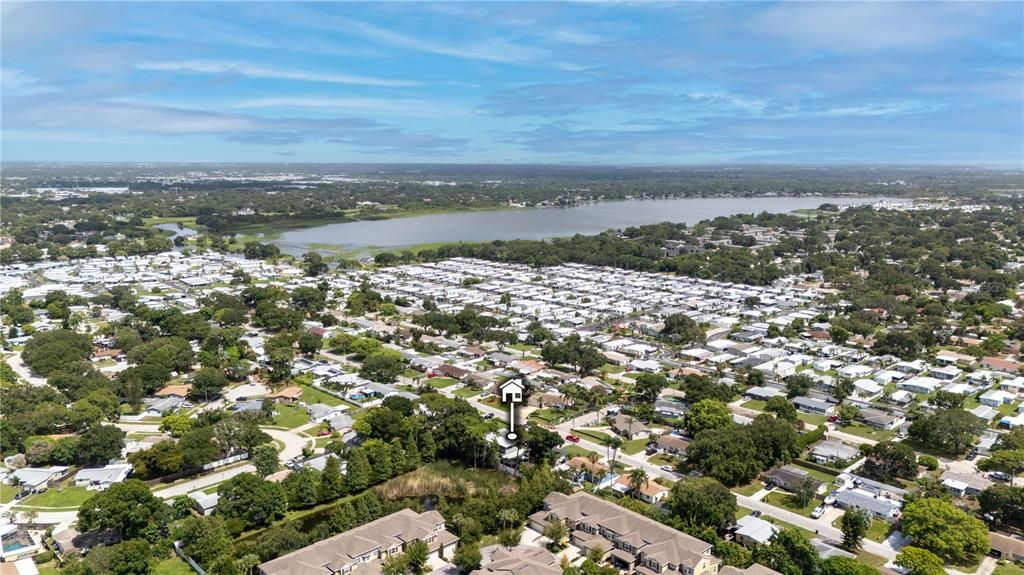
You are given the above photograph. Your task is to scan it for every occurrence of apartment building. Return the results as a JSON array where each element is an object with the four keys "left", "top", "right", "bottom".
[
  {"left": 258, "top": 509, "right": 458, "bottom": 575},
  {"left": 528, "top": 492, "right": 720, "bottom": 575}
]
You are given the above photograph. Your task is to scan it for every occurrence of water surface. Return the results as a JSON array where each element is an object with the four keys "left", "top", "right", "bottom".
[{"left": 275, "top": 196, "right": 893, "bottom": 255}]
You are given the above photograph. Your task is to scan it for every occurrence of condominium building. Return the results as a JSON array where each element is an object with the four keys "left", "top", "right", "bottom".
[
  {"left": 258, "top": 509, "right": 458, "bottom": 575},
  {"left": 528, "top": 492, "right": 720, "bottom": 575}
]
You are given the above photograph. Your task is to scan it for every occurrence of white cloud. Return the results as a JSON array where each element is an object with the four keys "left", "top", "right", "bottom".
[
  {"left": 752, "top": 2, "right": 991, "bottom": 52},
  {"left": 230, "top": 96, "right": 461, "bottom": 116},
  {"left": 136, "top": 59, "right": 420, "bottom": 87},
  {"left": 1, "top": 68, "right": 58, "bottom": 96}
]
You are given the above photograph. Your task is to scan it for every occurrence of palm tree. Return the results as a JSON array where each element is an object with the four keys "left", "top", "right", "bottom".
[
  {"left": 627, "top": 469, "right": 649, "bottom": 498},
  {"left": 543, "top": 521, "right": 569, "bottom": 550},
  {"left": 608, "top": 436, "right": 624, "bottom": 469},
  {"left": 497, "top": 508, "right": 520, "bottom": 530}
]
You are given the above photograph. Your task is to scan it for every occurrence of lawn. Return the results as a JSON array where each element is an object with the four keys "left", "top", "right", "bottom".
[
  {"left": 791, "top": 461, "right": 840, "bottom": 484},
  {"left": 797, "top": 412, "right": 827, "bottom": 426},
  {"left": 647, "top": 453, "right": 679, "bottom": 467},
  {"left": 143, "top": 216, "right": 198, "bottom": 227},
  {"left": 300, "top": 384, "right": 343, "bottom": 407},
  {"left": 573, "top": 428, "right": 613, "bottom": 444},
  {"left": 865, "top": 519, "right": 892, "bottom": 543},
  {"left": 273, "top": 404, "right": 311, "bottom": 428},
  {"left": 427, "top": 377, "right": 458, "bottom": 389},
  {"left": 564, "top": 445, "right": 600, "bottom": 460},
  {"left": 995, "top": 565, "right": 1024, "bottom": 575},
  {"left": 453, "top": 387, "right": 482, "bottom": 398},
  {"left": 530, "top": 409, "right": 564, "bottom": 425},
  {"left": 838, "top": 423, "right": 897, "bottom": 442},
  {"left": 856, "top": 551, "right": 888, "bottom": 569},
  {"left": 16, "top": 486, "right": 93, "bottom": 509},
  {"left": 732, "top": 479, "right": 765, "bottom": 497},
  {"left": 153, "top": 558, "right": 195, "bottom": 575},
  {"left": 742, "top": 399, "right": 767, "bottom": 411},
  {"left": 620, "top": 437, "right": 649, "bottom": 456},
  {"left": 0, "top": 484, "right": 18, "bottom": 503},
  {"left": 763, "top": 490, "right": 821, "bottom": 517},
  {"left": 736, "top": 506, "right": 753, "bottom": 519}
]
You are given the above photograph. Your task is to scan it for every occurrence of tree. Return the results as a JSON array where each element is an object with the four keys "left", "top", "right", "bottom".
[
  {"left": 251, "top": 444, "right": 280, "bottom": 478},
  {"left": 979, "top": 484, "right": 1024, "bottom": 529},
  {"left": 978, "top": 448, "right": 1024, "bottom": 480},
  {"left": 894, "top": 547, "right": 945, "bottom": 575},
  {"left": 540, "top": 335, "right": 604, "bottom": 375},
  {"left": 302, "top": 252, "right": 329, "bottom": 277},
  {"left": 835, "top": 403, "right": 859, "bottom": 426},
  {"left": 753, "top": 527, "right": 819, "bottom": 575},
  {"left": 360, "top": 349, "right": 405, "bottom": 383},
  {"left": 177, "top": 516, "right": 235, "bottom": 568},
  {"left": 319, "top": 455, "right": 346, "bottom": 502},
  {"left": 453, "top": 543, "right": 482, "bottom": 573},
  {"left": 820, "top": 557, "right": 879, "bottom": 575},
  {"left": 684, "top": 399, "right": 733, "bottom": 436},
  {"left": 543, "top": 521, "right": 569, "bottom": 550},
  {"left": 631, "top": 373, "right": 668, "bottom": 404},
  {"left": 627, "top": 468, "right": 649, "bottom": 497},
  {"left": 838, "top": 509, "right": 870, "bottom": 551},
  {"left": 683, "top": 427, "right": 761, "bottom": 486},
  {"left": 659, "top": 313, "right": 705, "bottom": 345},
  {"left": 666, "top": 477, "right": 737, "bottom": 532},
  {"left": 22, "top": 329, "right": 94, "bottom": 376},
  {"left": 77, "top": 424, "right": 126, "bottom": 465},
  {"left": 908, "top": 409, "right": 984, "bottom": 455},
  {"left": 900, "top": 498, "right": 989, "bottom": 563},
  {"left": 861, "top": 441, "right": 918, "bottom": 482},
  {"left": 522, "top": 425, "right": 563, "bottom": 464},
  {"left": 190, "top": 367, "right": 228, "bottom": 401},
  {"left": 217, "top": 473, "right": 288, "bottom": 528},
  {"left": 297, "top": 332, "right": 323, "bottom": 356},
  {"left": 405, "top": 540, "right": 429, "bottom": 575},
  {"left": 78, "top": 479, "right": 168, "bottom": 540},
  {"left": 765, "top": 396, "right": 798, "bottom": 423},
  {"left": 783, "top": 374, "right": 813, "bottom": 399},
  {"left": 931, "top": 389, "right": 966, "bottom": 410},
  {"left": 160, "top": 413, "right": 193, "bottom": 437},
  {"left": 792, "top": 475, "right": 819, "bottom": 508},
  {"left": 748, "top": 414, "right": 801, "bottom": 467},
  {"left": 347, "top": 449, "right": 372, "bottom": 492},
  {"left": 110, "top": 539, "right": 153, "bottom": 575}
]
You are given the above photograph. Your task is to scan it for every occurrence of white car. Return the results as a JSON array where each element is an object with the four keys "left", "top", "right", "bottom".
[
  {"left": 810, "top": 506, "right": 825, "bottom": 519},
  {"left": 660, "top": 465, "right": 674, "bottom": 473}
]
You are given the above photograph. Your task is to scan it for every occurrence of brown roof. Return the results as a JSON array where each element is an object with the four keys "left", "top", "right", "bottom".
[
  {"left": 982, "top": 357, "right": 1023, "bottom": 372},
  {"left": 567, "top": 456, "right": 607, "bottom": 475},
  {"left": 990, "top": 532, "right": 1024, "bottom": 557},
  {"left": 614, "top": 474, "right": 667, "bottom": 498}
]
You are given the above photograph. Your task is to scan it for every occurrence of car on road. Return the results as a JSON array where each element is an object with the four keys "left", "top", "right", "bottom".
[
  {"left": 989, "top": 471, "right": 1012, "bottom": 482},
  {"left": 750, "top": 510, "right": 762, "bottom": 518},
  {"left": 565, "top": 434, "right": 581, "bottom": 443},
  {"left": 483, "top": 413, "right": 495, "bottom": 420},
  {"left": 811, "top": 506, "right": 825, "bottom": 519}
]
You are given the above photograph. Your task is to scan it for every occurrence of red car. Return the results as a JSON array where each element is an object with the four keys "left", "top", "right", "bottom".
[{"left": 565, "top": 434, "right": 581, "bottom": 443}]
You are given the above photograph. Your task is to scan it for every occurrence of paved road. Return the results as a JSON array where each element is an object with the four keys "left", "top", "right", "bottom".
[
  {"left": 115, "top": 423, "right": 309, "bottom": 498},
  {"left": 5, "top": 353, "right": 46, "bottom": 386}
]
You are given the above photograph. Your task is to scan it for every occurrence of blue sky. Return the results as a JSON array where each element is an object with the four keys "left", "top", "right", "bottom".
[{"left": 2, "top": 1, "right": 1022, "bottom": 165}]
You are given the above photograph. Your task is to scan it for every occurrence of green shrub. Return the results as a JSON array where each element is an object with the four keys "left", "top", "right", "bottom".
[
  {"left": 34, "top": 551, "right": 54, "bottom": 564},
  {"left": 918, "top": 455, "right": 939, "bottom": 470}
]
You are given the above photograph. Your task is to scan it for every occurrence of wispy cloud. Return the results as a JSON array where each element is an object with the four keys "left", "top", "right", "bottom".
[
  {"left": 231, "top": 96, "right": 462, "bottom": 116},
  {"left": 0, "top": 68, "right": 58, "bottom": 96},
  {"left": 136, "top": 59, "right": 419, "bottom": 87}
]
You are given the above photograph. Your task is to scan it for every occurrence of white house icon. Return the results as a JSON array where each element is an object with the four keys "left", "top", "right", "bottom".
[{"left": 500, "top": 379, "right": 525, "bottom": 404}]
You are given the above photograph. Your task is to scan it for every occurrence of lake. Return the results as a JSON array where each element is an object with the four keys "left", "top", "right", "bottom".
[{"left": 273, "top": 196, "right": 895, "bottom": 256}]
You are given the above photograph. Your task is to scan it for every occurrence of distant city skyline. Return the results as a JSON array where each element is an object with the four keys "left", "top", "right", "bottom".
[{"left": 2, "top": 1, "right": 1022, "bottom": 165}]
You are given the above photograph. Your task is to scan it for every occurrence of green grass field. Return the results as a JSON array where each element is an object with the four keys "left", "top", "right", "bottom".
[
  {"left": 564, "top": 445, "right": 600, "bottom": 459},
  {"left": 273, "top": 404, "right": 311, "bottom": 428},
  {"left": 620, "top": 437, "right": 649, "bottom": 455},
  {"left": 995, "top": 565, "right": 1024, "bottom": 575},
  {"left": 16, "top": 486, "right": 93, "bottom": 509},
  {"left": 763, "top": 491, "right": 821, "bottom": 517},
  {"left": 300, "top": 384, "right": 343, "bottom": 406},
  {"left": 453, "top": 387, "right": 482, "bottom": 398},
  {"left": 838, "top": 423, "right": 897, "bottom": 442},
  {"left": 732, "top": 479, "right": 765, "bottom": 497},
  {"left": 0, "top": 484, "right": 19, "bottom": 503},
  {"left": 742, "top": 399, "right": 767, "bottom": 411},
  {"left": 153, "top": 558, "right": 195, "bottom": 575},
  {"left": 427, "top": 377, "right": 458, "bottom": 389},
  {"left": 573, "top": 428, "right": 613, "bottom": 444}
]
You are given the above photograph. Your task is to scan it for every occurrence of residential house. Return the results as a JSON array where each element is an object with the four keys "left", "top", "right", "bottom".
[
  {"left": 940, "top": 470, "right": 993, "bottom": 497},
  {"left": 793, "top": 396, "right": 834, "bottom": 416},
  {"left": 258, "top": 509, "right": 459, "bottom": 575},
  {"left": 982, "top": 357, "right": 1024, "bottom": 375},
  {"left": 613, "top": 474, "right": 668, "bottom": 504},
  {"left": 73, "top": 463, "right": 132, "bottom": 491},
  {"left": 8, "top": 466, "right": 69, "bottom": 493},
  {"left": 763, "top": 465, "right": 822, "bottom": 493},
  {"left": 566, "top": 457, "right": 611, "bottom": 486},
  {"left": 857, "top": 408, "right": 905, "bottom": 431},
  {"left": 980, "top": 389, "right": 1015, "bottom": 408},
  {"left": 470, "top": 547, "right": 561, "bottom": 575},
  {"left": 610, "top": 415, "right": 650, "bottom": 441},
  {"left": 155, "top": 384, "right": 191, "bottom": 398},
  {"left": 527, "top": 492, "right": 720, "bottom": 575},
  {"left": 190, "top": 491, "right": 219, "bottom": 516},
  {"left": 266, "top": 386, "right": 303, "bottom": 403},
  {"left": 719, "top": 567, "right": 783, "bottom": 575},
  {"left": 656, "top": 434, "right": 689, "bottom": 456},
  {"left": 833, "top": 489, "right": 901, "bottom": 523},
  {"left": 732, "top": 515, "right": 780, "bottom": 548},
  {"left": 810, "top": 441, "right": 859, "bottom": 465},
  {"left": 989, "top": 533, "right": 1024, "bottom": 563}
]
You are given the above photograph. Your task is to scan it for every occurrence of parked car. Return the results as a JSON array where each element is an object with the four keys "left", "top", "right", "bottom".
[
  {"left": 824, "top": 492, "right": 838, "bottom": 505},
  {"left": 483, "top": 413, "right": 495, "bottom": 420},
  {"left": 645, "top": 447, "right": 658, "bottom": 456},
  {"left": 565, "top": 434, "right": 581, "bottom": 443},
  {"left": 811, "top": 506, "right": 825, "bottom": 519},
  {"left": 989, "top": 471, "right": 1012, "bottom": 482},
  {"left": 966, "top": 451, "right": 977, "bottom": 461},
  {"left": 660, "top": 465, "right": 674, "bottom": 473},
  {"left": 316, "top": 430, "right": 331, "bottom": 437},
  {"left": 750, "top": 510, "right": 762, "bottom": 518}
]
